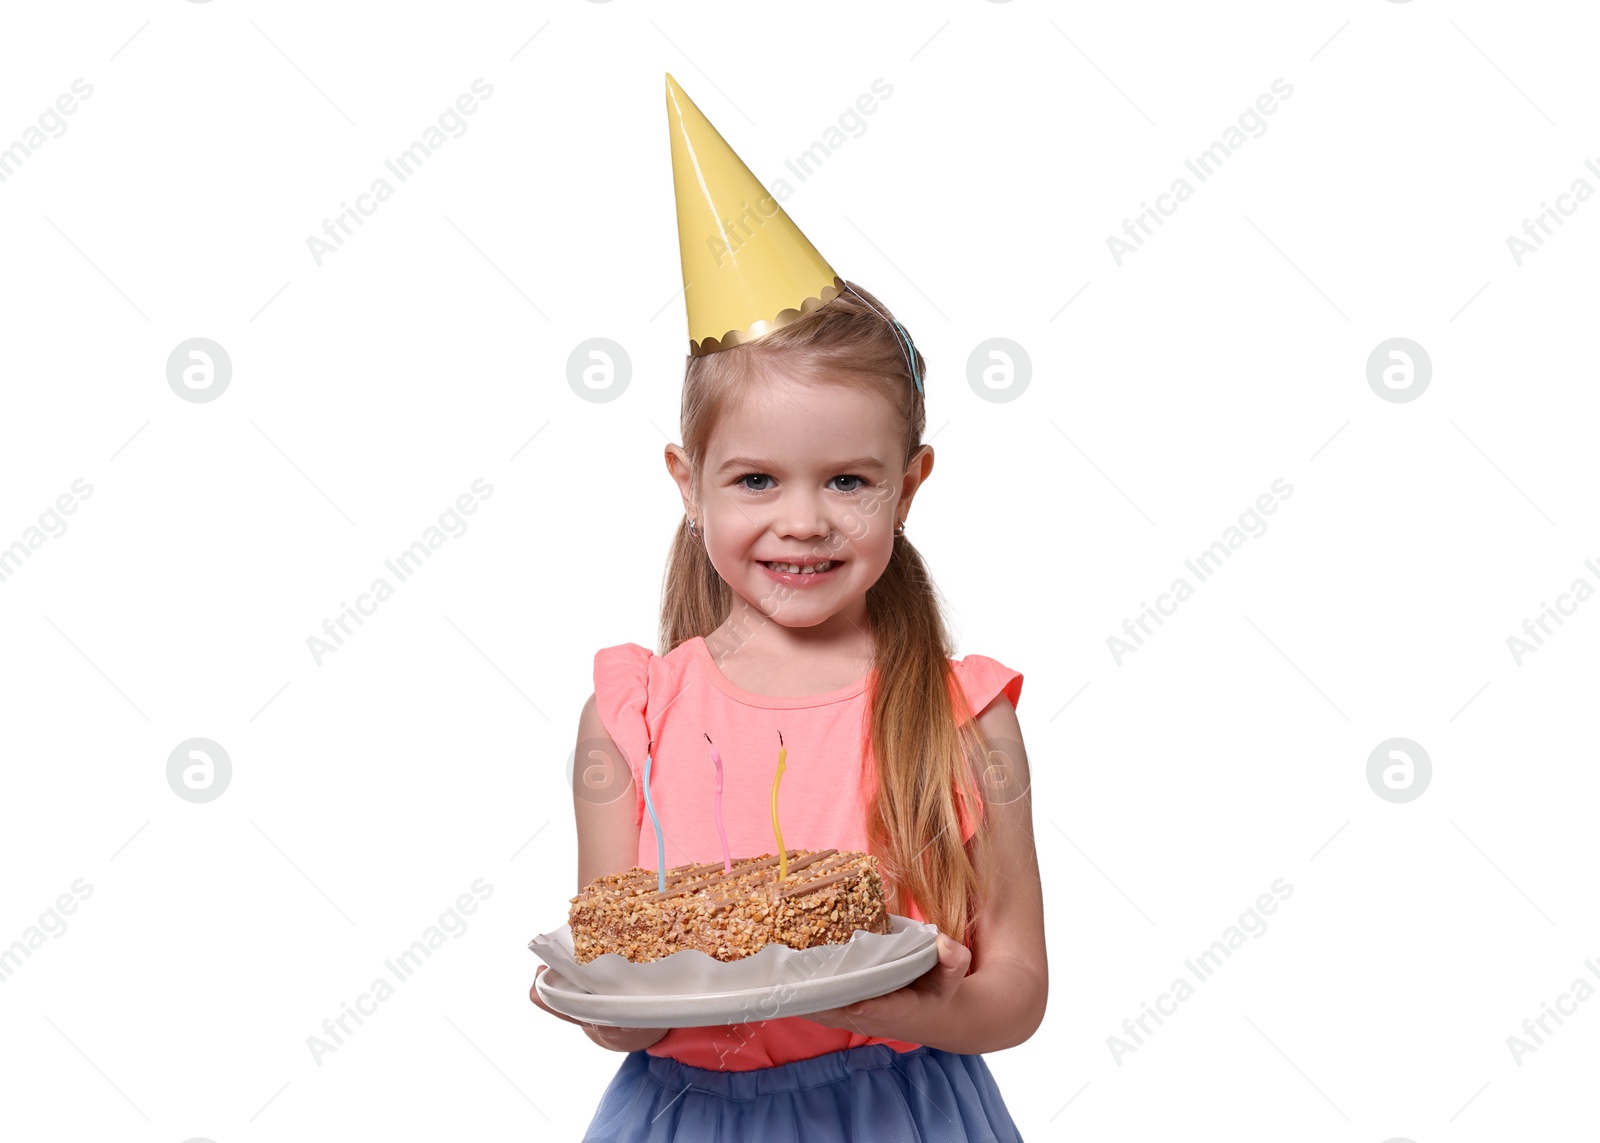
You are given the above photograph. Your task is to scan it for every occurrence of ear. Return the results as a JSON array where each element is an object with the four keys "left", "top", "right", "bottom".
[
  {"left": 897, "top": 444, "right": 934, "bottom": 511},
  {"left": 664, "top": 443, "right": 697, "bottom": 517}
]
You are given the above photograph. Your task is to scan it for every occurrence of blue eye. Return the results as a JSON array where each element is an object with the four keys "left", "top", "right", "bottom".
[{"left": 737, "top": 474, "right": 867, "bottom": 493}]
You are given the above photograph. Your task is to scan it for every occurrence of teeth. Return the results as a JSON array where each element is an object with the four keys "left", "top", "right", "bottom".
[{"left": 765, "top": 561, "right": 834, "bottom": 574}]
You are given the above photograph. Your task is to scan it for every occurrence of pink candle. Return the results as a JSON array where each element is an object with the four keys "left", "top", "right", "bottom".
[{"left": 705, "top": 733, "right": 732, "bottom": 873}]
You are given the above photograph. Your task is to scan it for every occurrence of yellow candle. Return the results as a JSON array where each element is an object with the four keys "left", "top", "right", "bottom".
[{"left": 771, "top": 730, "right": 787, "bottom": 880}]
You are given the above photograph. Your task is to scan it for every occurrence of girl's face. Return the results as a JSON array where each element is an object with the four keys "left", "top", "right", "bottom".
[{"left": 666, "top": 372, "right": 932, "bottom": 640}]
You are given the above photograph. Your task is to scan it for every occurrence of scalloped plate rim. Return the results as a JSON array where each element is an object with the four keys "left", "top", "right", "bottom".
[
  {"left": 535, "top": 937, "right": 940, "bottom": 1027},
  {"left": 528, "top": 913, "right": 933, "bottom": 978}
]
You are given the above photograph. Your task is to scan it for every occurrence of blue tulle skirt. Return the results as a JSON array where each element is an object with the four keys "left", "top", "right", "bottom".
[{"left": 581, "top": 1041, "right": 1025, "bottom": 1142}]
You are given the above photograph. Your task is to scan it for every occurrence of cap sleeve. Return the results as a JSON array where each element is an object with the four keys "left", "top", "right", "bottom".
[
  {"left": 948, "top": 653, "right": 1023, "bottom": 842},
  {"left": 949, "top": 653, "right": 1023, "bottom": 724},
  {"left": 592, "top": 643, "right": 654, "bottom": 826}
]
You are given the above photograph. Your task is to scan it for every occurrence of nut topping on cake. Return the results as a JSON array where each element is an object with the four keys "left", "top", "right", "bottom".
[{"left": 568, "top": 848, "right": 891, "bottom": 964}]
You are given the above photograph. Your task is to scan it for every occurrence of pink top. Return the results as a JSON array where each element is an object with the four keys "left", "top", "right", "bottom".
[{"left": 591, "top": 634, "right": 1023, "bottom": 1071}]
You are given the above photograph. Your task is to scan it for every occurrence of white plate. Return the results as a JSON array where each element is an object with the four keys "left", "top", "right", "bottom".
[
  {"left": 536, "top": 936, "right": 939, "bottom": 1028},
  {"left": 528, "top": 913, "right": 939, "bottom": 997}
]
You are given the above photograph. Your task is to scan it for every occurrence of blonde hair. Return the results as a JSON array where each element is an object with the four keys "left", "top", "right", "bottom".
[{"left": 658, "top": 281, "right": 997, "bottom": 944}]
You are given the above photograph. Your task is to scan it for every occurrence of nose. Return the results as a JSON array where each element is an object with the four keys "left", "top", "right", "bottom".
[{"left": 775, "top": 488, "right": 833, "bottom": 543}]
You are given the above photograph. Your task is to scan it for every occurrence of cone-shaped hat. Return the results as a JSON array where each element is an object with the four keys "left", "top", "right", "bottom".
[{"left": 666, "top": 73, "right": 843, "bottom": 355}]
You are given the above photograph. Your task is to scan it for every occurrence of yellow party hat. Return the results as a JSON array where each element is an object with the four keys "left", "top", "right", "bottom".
[{"left": 665, "top": 73, "right": 844, "bottom": 355}]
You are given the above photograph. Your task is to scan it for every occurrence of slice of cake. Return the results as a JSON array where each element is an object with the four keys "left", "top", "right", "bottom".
[{"left": 568, "top": 848, "right": 891, "bottom": 964}]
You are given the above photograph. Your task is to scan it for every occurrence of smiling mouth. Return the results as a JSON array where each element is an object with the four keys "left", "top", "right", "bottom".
[{"left": 760, "top": 560, "right": 838, "bottom": 574}]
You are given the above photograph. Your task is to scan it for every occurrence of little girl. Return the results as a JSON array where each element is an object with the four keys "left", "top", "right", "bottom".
[{"left": 528, "top": 75, "right": 1046, "bottom": 1141}]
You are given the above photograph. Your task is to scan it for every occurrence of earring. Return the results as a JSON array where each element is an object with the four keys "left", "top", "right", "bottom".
[
  {"left": 687, "top": 516, "right": 701, "bottom": 542},
  {"left": 894, "top": 518, "right": 906, "bottom": 538}
]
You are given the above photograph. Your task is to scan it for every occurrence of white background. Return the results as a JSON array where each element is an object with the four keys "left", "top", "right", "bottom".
[{"left": 2, "top": 1, "right": 1597, "bottom": 1140}]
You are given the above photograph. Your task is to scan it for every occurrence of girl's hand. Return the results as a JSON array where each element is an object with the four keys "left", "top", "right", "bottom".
[
  {"left": 529, "top": 964, "right": 669, "bottom": 1053},
  {"left": 802, "top": 932, "right": 972, "bottom": 1043}
]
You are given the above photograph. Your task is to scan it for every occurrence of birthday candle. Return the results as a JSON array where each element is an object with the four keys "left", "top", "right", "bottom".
[
  {"left": 771, "top": 730, "right": 788, "bottom": 880},
  {"left": 705, "top": 733, "right": 732, "bottom": 873},
  {"left": 642, "top": 740, "right": 666, "bottom": 893}
]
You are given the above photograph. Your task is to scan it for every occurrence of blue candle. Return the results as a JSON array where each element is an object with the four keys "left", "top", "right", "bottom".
[{"left": 642, "top": 741, "right": 666, "bottom": 892}]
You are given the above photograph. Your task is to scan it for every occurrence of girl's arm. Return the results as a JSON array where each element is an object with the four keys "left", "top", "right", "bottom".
[
  {"left": 925, "top": 693, "right": 1048, "bottom": 1053},
  {"left": 528, "top": 692, "right": 668, "bottom": 1053},
  {"left": 947, "top": 685, "right": 1049, "bottom": 1050},
  {"left": 805, "top": 694, "right": 1048, "bottom": 1054},
  {"left": 573, "top": 692, "right": 647, "bottom": 889}
]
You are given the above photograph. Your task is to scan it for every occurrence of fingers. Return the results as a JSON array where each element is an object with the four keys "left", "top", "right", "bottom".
[
  {"left": 906, "top": 934, "right": 968, "bottom": 1004},
  {"left": 529, "top": 966, "right": 584, "bottom": 1026},
  {"left": 595, "top": 1025, "right": 649, "bottom": 1043},
  {"left": 801, "top": 1005, "right": 869, "bottom": 1032},
  {"left": 936, "top": 933, "right": 972, "bottom": 976},
  {"left": 529, "top": 970, "right": 664, "bottom": 1051}
]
